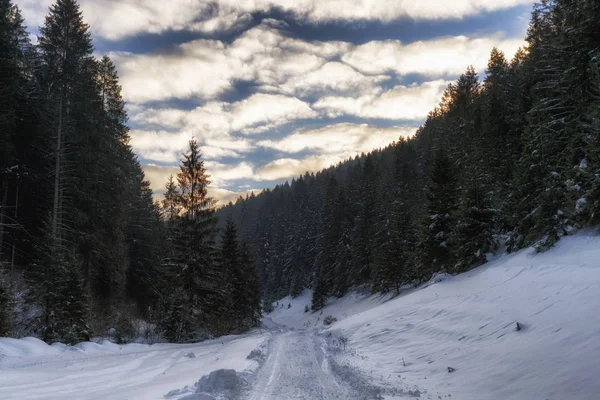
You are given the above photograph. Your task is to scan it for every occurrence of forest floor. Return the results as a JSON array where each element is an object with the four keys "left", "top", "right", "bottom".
[{"left": 2, "top": 230, "right": 600, "bottom": 399}]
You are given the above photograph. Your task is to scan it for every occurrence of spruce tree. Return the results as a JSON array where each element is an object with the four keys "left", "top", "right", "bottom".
[
  {"left": 0, "top": 277, "right": 11, "bottom": 336},
  {"left": 0, "top": 0, "right": 35, "bottom": 267},
  {"left": 160, "top": 139, "right": 219, "bottom": 341},
  {"left": 349, "top": 155, "right": 377, "bottom": 283},
  {"left": 419, "top": 151, "right": 459, "bottom": 276},
  {"left": 220, "top": 216, "right": 240, "bottom": 330},
  {"left": 239, "top": 243, "right": 261, "bottom": 327},
  {"left": 36, "top": 0, "right": 95, "bottom": 342}
]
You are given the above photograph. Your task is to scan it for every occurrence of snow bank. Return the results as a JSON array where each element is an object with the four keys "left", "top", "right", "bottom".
[
  {"left": 0, "top": 337, "right": 60, "bottom": 358},
  {"left": 325, "top": 231, "right": 600, "bottom": 399},
  {"left": 0, "top": 331, "right": 268, "bottom": 400},
  {"left": 266, "top": 288, "right": 394, "bottom": 329}
]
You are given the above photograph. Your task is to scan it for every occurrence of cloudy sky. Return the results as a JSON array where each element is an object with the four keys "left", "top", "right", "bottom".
[{"left": 16, "top": 0, "right": 533, "bottom": 204}]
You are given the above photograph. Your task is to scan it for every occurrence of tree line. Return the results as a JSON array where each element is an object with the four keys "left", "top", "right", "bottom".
[
  {"left": 0, "top": 0, "right": 261, "bottom": 343},
  {"left": 217, "top": 0, "right": 600, "bottom": 310}
]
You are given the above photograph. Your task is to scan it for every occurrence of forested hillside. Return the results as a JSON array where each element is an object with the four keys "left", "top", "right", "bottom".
[
  {"left": 218, "top": 0, "right": 600, "bottom": 309},
  {"left": 0, "top": 0, "right": 260, "bottom": 343}
]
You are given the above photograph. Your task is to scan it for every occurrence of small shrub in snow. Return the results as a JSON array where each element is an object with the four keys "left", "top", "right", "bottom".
[
  {"left": 323, "top": 315, "right": 337, "bottom": 325},
  {"left": 304, "top": 304, "right": 309, "bottom": 313}
]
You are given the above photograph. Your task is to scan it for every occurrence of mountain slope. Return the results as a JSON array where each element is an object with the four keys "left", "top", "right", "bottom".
[{"left": 266, "top": 231, "right": 600, "bottom": 399}]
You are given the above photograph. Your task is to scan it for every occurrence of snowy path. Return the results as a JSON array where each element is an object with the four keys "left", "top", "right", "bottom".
[{"left": 247, "top": 329, "right": 354, "bottom": 400}]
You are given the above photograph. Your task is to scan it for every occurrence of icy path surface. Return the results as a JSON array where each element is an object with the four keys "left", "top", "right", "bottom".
[{"left": 248, "top": 329, "right": 353, "bottom": 400}]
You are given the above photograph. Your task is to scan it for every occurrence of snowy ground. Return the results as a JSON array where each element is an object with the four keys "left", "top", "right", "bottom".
[
  {"left": 1, "top": 231, "right": 600, "bottom": 399},
  {"left": 0, "top": 333, "right": 267, "bottom": 400}
]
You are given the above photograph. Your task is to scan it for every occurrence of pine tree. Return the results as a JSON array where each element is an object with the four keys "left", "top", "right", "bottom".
[
  {"left": 349, "top": 155, "right": 377, "bottom": 284},
  {"left": 0, "top": 0, "right": 34, "bottom": 267},
  {"left": 311, "top": 265, "right": 327, "bottom": 311},
  {"left": 220, "top": 216, "right": 240, "bottom": 330},
  {"left": 419, "top": 151, "right": 459, "bottom": 276},
  {"left": 587, "top": 56, "right": 600, "bottom": 223},
  {"left": 160, "top": 139, "right": 219, "bottom": 341},
  {"left": 125, "top": 170, "right": 162, "bottom": 316},
  {"left": 453, "top": 185, "right": 496, "bottom": 271},
  {"left": 39, "top": 0, "right": 94, "bottom": 246},
  {"left": 35, "top": 0, "right": 95, "bottom": 342},
  {"left": 239, "top": 243, "right": 261, "bottom": 327},
  {"left": 315, "top": 176, "right": 341, "bottom": 298},
  {"left": 0, "top": 277, "right": 11, "bottom": 335}
]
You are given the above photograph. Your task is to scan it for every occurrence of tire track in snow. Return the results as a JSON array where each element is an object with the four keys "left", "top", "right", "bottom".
[{"left": 246, "top": 329, "right": 362, "bottom": 400}]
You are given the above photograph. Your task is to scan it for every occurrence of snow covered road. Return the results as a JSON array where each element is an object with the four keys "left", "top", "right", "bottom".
[{"left": 248, "top": 329, "right": 354, "bottom": 400}]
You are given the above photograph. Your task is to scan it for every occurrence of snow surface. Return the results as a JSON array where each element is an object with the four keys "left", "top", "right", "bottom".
[
  {"left": 324, "top": 231, "right": 600, "bottom": 399},
  {"left": 1, "top": 231, "right": 600, "bottom": 399},
  {"left": 0, "top": 333, "right": 267, "bottom": 400}
]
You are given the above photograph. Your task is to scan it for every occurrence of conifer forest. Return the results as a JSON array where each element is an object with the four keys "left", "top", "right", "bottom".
[{"left": 1, "top": 0, "right": 599, "bottom": 346}]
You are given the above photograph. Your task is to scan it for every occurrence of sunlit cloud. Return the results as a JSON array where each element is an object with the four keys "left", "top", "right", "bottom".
[
  {"left": 342, "top": 35, "right": 525, "bottom": 77},
  {"left": 230, "top": 94, "right": 318, "bottom": 133},
  {"left": 17, "top": 0, "right": 533, "bottom": 40},
  {"left": 259, "top": 123, "right": 416, "bottom": 154},
  {"left": 112, "top": 22, "right": 522, "bottom": 107},
  {"left": 130, "top": 93, "right": 316, "bottom": 163},
  {"left": 280, "top": 62, "right": 388, "bottom": 97},
  {"left": 255, "top": 154, "right": 351, "bottom": 181},
  {"left": 314, "top": 80, "right": 451, "bottom": 120},
  {"left": 130, "top": 129, "right": 250, "bottom": 163}
]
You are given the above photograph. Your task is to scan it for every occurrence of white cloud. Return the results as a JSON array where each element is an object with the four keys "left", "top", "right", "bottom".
[
  {"left": 259, "top": 123, "right": 415, "bottom": 154},
  {"left": 130, "top": 93, "right": 315, "bottom": 162},
  {"left": 280, "top": 61, "right": 388, "bottom": 97},
  {"left": 210, "top": 187, "right": 262, "bottom": 206},
  {"left": 16, "top": 0, "right": 533, "bottom": 40},
  {"left": 343, "top": 35, "right": 525, "bottom": 76},
  {"left": 255, "top": 154, "right": 350, "bottom": 181},
  {"left": 254, "top": 123, "right": 417, "bottom": 181},
  {"left": 129, "top": 128, "right": 250, "bottom": 163},
  {"left": 314, "top": 80, "right": 450, "bottom": 120},
  {"left": 111, "top": 40, "right": 241, "bottom": 104},
  {"left": 230, "top": 94, "right": 318, "bottom": 133},
  {"left": 111, "top": 23, "right": 352, "bottom": 104},
  {"left": 112, "top": 24, "right": 523, "bottom": 107},
  {"left": 205, "top": 161, "right": 255, "bottom": 186}
]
